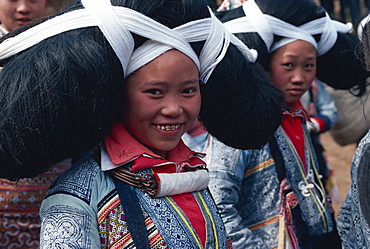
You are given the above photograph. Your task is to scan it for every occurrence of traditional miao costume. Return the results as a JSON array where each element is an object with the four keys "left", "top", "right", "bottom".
[
  {"left": 338, "top": 130, "right": 370, "bottom": 248},
  {"left": 207, "top": 101, "right": 341, "bottom": 249},
  {"left": 0, "top": 0, "right": 284, "bottom": 247},
  {"left": 206, "top": 0, "right": 359, "bottom": 248},
  {"left": 40, "top": 123, "right": 232, "bottom": 248}
]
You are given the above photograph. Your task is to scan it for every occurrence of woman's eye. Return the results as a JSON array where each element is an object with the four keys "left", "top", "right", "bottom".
[
  {"left": 182, "top": 88, "right": 196, "bottom": 94},
  {"left": 283, "top": 63, "right": 293, "bottom": 68},
  {"left": 305, "top": 64, "right": 315, "bottom": 68},
  {"left": 147, "top": 89, "right": 161, "bottom": 95}
]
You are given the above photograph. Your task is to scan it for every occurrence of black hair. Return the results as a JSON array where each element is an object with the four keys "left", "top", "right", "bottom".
[
  {"left": 356, "top": 19, "right": 370, "bottom": 227},
  {"left": 221, "top": 0, "right": 368, "bottom": 95},
  {"left": 362, "top": 21, "right": 370, "bottom": 71},
  {"left": 0, "top": 0, "right": 283, "bottom": 178}
]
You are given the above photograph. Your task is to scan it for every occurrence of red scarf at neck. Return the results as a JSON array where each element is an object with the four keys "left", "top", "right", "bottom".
[
  {"left": 104, "top": 122, "right": 205, "bottom": 172},
  {"left": 281, "top": 101, "right": 310, "bottom": 171}
]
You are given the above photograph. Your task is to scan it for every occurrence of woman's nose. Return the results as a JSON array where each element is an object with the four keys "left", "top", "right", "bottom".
[
  {"left": 160, "top": 97, "right": 183, "bottom": 117},
  {"left": 16, "top": 1, "right": 31, "bottom": 14},
  {"left": 291, "top": 69, "right": 305, "bottom": 83}
]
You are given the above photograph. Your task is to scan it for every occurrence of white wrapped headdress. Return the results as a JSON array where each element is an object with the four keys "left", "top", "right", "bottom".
[
  {"left": 223, "top": 0, "right": 352, "bottom": 55},
  {"left": 0, "top": 0, "right": 257, "bottom": 83}
]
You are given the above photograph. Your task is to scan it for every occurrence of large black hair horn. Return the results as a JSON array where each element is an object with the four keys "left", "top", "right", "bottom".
[{"left": 0, "top": 26, "right": 124, "bottom": 179}]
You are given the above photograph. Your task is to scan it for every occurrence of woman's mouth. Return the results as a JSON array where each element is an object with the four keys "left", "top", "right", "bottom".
[
  {"left": 17, "top": 18, "right": 31, "bottom": 26},
  {"left": 287, "top": 88, "right": 304, "bottom": 95},
  {"left": 154, "top": 124, "right": 181, "bottom": 131}
]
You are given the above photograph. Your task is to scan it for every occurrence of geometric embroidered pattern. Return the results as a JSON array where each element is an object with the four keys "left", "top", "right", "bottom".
[
  {"left": 0, "top": 212, "right": 40, "bottom": 249},
  {"left": 98, "top": 193, "right": 168, "bottom": 249},
  {"left": 0, "top": 160, "right": 70, "bottom": 249},
  {"left": 45, "top": 157, "right": 100, "bottom": 204},
  {"left": 40, "top": 205, "right": 91, "bottom": 248}
]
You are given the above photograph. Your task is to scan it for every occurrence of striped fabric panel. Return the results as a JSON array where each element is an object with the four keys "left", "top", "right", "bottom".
[
  {"left": 244, "top": 158, "right": 274, "bottom": 178},
  {"left": 146, "top": 216, "right": 168, "bottom": 249},
  {"left": 98, "top": 193, "right": 168, "bottom": 249},
  {"left": 98, "top": 194, "right": 121, "bottom": 224},
  {"left": 248, "top": 215, "right": 280, "bottom": 231}
]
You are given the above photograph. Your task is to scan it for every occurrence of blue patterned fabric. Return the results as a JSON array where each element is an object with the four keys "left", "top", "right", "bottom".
[
  {"left": 46, "top": 156, "right": 100, "bottom": 204},
  {"left": 135, "top": 168, "right": 228, "bottom": 249},
  {"left": 274, "top": 128, "right": 334, "bottom": 236},
  {"left": 207, "top": 136, "right": 279, "bottom": 249},
  {"left": 338, "top": 130, "right": 370, "bottom": 248},
  {"left": 207, "top": 124, "right": 336, "bottom": 249},
  {"left": 40, "top": 205, "right": 91, "bottom": 248},
  {"left": 40, "top": 152, "right": 229, "bottom": 248}
]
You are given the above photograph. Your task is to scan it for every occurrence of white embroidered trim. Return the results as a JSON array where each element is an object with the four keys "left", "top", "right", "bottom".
[{"left": 0, "top": 0, "right": 257, "bottom": 83}]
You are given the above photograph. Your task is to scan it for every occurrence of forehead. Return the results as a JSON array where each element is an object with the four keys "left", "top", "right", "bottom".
[
  {"left": 272, "top": 40, "right": 317, "bottom": 60},
  {"left": 0, "top": 0, "right": 48, "bottom": 6},
  {"left": 125, "top": 49, "right": 199, "bottom": 87}
]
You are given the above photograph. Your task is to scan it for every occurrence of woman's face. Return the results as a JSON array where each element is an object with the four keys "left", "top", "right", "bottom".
[
  {"left": 269, "top": 40, "right": 317, "bottom": 104},
  {"left": 0, "top": 0, "right": 48, "bottom": 32},
  {"left": 122, "top": 49, "right": 201, "bottom": 158}
]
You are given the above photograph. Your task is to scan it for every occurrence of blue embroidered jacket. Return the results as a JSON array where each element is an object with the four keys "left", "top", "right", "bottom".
[
  {"left": 207, "top": 126, "right": 335, "bottom": 249},
  {"left": 338, "top": 130, "right": 370, "bottom": 248},
  {"left": 39, "top": 152, "right": 229, "bottom": 249}
]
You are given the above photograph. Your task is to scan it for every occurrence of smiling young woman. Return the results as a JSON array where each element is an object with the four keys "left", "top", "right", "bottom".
[
  {"left": 0, "top": 0, "right": 285, "bottom": 247},
  {"left": 122, "top": 50, "right": 201, "bottom": 159}
]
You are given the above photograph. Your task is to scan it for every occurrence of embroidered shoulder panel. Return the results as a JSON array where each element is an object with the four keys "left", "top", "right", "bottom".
[
  {"left": 45, "top": 155, "right": 100, "bottom": 204},
  {"left": 40, "top": 205, "right": 91, "bottom": 248}
]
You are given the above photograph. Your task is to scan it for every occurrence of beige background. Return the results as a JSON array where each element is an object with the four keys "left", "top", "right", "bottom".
[{"left": 320, "top": 133, "right": 357, "bottom": 216}]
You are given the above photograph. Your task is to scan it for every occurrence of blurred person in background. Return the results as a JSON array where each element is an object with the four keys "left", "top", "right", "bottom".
[
  {"left": 0, "top": 0, "right": 49, "bottom": 36},
  {"left": 340, "top": 0, "right": 361, "bottom": 27},
  {"left": 337, "top": 20, "right": 370, "bottom": 249},
  {"left": 320, "top": 0, "right": 335, "bottom": 19}
]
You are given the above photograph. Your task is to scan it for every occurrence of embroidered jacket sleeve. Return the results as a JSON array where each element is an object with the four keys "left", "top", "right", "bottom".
[
  {"left": 39, "top": 156, "right": 108, "bottom": 248},
  {"left": 206, "top": 137, "right": 269, "bottom": 249},
  {"left": 337, "top": 131, "right": 370, "bottom": 248},
  {"left": 309, "top": 79, "right": 338, "bottom": 133}
]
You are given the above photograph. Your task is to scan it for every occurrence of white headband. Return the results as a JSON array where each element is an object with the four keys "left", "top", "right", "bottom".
[
  {"left": 224, "top": 0, "right": 352, "bottom": 56},
  {"left": 0, "top": 0, "right": 257, "bottom": 83}
]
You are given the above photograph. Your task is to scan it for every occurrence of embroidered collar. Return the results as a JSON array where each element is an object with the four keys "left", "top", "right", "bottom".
[
  {"left": 102, "top": 122, "right": 205, "bottom": 172},
  {"left": 283, "top": 100, "right": 310, "bottom": 123}
]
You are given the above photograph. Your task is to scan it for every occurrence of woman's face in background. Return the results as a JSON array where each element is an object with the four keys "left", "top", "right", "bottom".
[
  {"left": 0, "top": 0, "right": 48, "bottom": 32},
  {"left": 269, "top": 40, "right": 317, "bottom": 104}
]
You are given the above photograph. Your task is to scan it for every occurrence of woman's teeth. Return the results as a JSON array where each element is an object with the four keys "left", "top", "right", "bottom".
[{"left": 155, "top": 124, "right": 180, "bottom": 131}]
